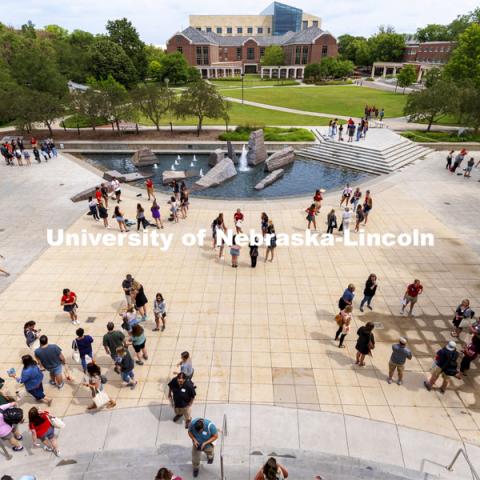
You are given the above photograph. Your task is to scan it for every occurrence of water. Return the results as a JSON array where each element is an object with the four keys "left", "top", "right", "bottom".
[
  {"left": 83, "top": 153, "right": 370, "bottom": 199},
  {"left": 238, "top": 145, "right": 250, "bottom": 172}
]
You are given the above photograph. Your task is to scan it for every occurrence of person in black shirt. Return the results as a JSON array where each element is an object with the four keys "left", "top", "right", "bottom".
[
  {"left": 168, "top": 373, "right": 196, "bottom": 428},
  {"left": 360, "top": 274, "right": 378, "bottom": 312}
]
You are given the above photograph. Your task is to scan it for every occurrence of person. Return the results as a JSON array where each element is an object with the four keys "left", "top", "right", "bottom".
[
  {"left": 347, "top": 121, "right": 355, "bottom": 143},
  {"left": 340, "top": 184, "right": 352, "bottom": 207},
  {"left": 254, "top": 457, "right": 289, "bottom": 480},
  {"left": 464, "top": 157, "right": 475, "bottom": 178},
  {"left": 340, "top": 207, "right": 352, "bottom": 234},
  {"left": 100, "top": 183, "right": 109, "bottom": 207},
  {"left": 351, "top": 187, "right": 362, "bottom": 213},
  {"left": 0, "top": 402, "right": 24, "bottom": 452},
  {"left": 356, "top": 122, "right": 362, "bottom": 141},
  {"left": 128, "top": 324, "right": 148, "bottom": 365},
  {"left": 359, "top": 274, "right": 377, "bottom": 312},
  {"left": 146, "top": 178, "right": 155, "bottom": 201},
  {"left": 445, "top": 150, "right": 454, "bottom": 170},
  {"left": 334, "top": 305, "right": 352, "bottom": 348},
  {"left": 155, "top": 467, "right": 183, "bottom": 480},
  {"left": 33, "top": 147, "right": 41, "bottom": 163},
  {"left": 211, "top": 213, "right": 225, "bottom": 253},
  {"left": 305, "top": 203, "right": 317, "bottom": 230},
  {"left": 120, "top": 305, "right": 139, "bottom": 332},
  {"left": 249, "top": 237, "right": 259, "bottom": 268},
  {"left": 354, "top": 205, "right": 364, "bottom": 232},
  {"left": 23, "top": 149, "right": 31, "bottom": 166},
  {"left": 401, "top": 279, "right": 423, "bottom": 316},
  {"left": 24, "top": 321, "right": 41, "bottom": 350},
  {"left": 424, "top": 341, "right": 461, "bottom": 393},
  {"left": 180, "top": 185, "right": 189, "bottom": 219},
  {"left": 234, "top": 208, "right": 244, "bottom": 234},
  {"left": 114, "top": 206, "right": 129, "bottom": 232},
  {"left": 338, "top": 284, "right": 355, "bottom": 311},
  {"left": 14, "top": 148, "right": 23, "bottom": 166},
  {"left": 83, "top": 363, "right": 116, "bottom": 410},
  {"left": 73, "top": 328, "right": 94, "bottom": 373},
  {"left": 188, "top": 417, "right": 218, "bottom": 477},
  {"left": 153, "top": 293, "right": 167, "bottom": 331},
  {"left": 363, "top": 191, "right": 373, "bottom": 224},
  {"left": 387, "top": 338, "right": 412, "bottom": 385},
  {"left": 261, "top": 212, "right": 269, "bottom": 236},
  {"left": 151, "top": 200, "right": 164, "bottom": 229},
  {"left": 111, "top": 178, "right": 122, "bottom": 203},
  {"left": 451, "top": 299, "right": 474, "bottom": 338},
  {"left": 61, "top": 288, "right": 78, "bottom": 324},
  {"left": 97, "top": 200, "right": 109, "bottom": 228},
  {"left": 326, "top": 209, "right": 337, "bottom": 235},
  {"left": 313, "top": 189, "right": 323, "bottom": 214},
  {"left": 168, "top": 196, "right": 179, "bottom": 223},
  {"left": 338, "top": 123, "right": 344, "bottom": 141},
  {"left": 355, "top": 322, "right": 375, "bottom": 367},
  {"left": 265, "top": 220, "right": 276, "bottom": 263},
  {"left": 103, "top": 322, "right": 126, "bottom": 362},
  {"left": 9, "top": 355, "right": 52, "bottom": 405},
  {"left": 136, "top": 204, "right": 149, "bottom": 231},
  {"left": 34, "top": 336, "right": 65, "bottom": 389},
  {"left": 168, "top": 372, "right": 196, "bottom": 428},
  {"left": 175, "top": 351, "right": 194, "bottom": 379},
  {"left": 450, "top": 148, "right": 467, "bottom": 173},
  {"left": 230, "top": 235, "right": 240, "bottom": 268},
  {"left": 94, "top": 186, "right": 102, "bottom": 204},
  {"left": 172, "top": 180, "right": 180, "bottom": 201},
  {"left": 131, "top": 280, "right": 148, "bottom": 321},
  {"left": 114, "top": 346, "right": 137, "bottom": 389},
  {"left": 122, "top": 274, "right": 134, "bottom": 306},
  {"left": 460, "top": 335, "right": 480, "bottom": 376},
  {"left": 379, "top": 108, "right": 384, "bottom": 121},
  {"left": 28, "top": 407, "right": 59, "bottom": 456}
]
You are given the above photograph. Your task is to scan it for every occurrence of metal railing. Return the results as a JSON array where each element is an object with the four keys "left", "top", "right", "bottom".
[
  {"left": 220, "top": 414, "right": 228, "bottom": 480},
  {"left": 446, "top": 448, "right": 479, "bottom": 480},
  {"left": 0, "top": 439, "right": 12, "bottom": 460}
]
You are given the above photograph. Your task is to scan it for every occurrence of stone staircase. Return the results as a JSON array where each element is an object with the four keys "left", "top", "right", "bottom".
[
  {"left": 296, "top": 128, "right": 433, "bottom": 175},
  {"left": 3, "top": 444, "right": 443, "bottom": 480}
]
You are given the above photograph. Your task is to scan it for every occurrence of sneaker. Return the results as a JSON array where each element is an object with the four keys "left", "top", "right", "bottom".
[
  {"left": 367, "top": 305, "right": 373, "bottom": 310},
  {"left": 193, "top": 469, "right": 199, "bottom": 478},
  {"left": 161, "top": 326, "right": 165, "bottom": 332},
  {"left": 130, "top": 380, "right": 138, "bottom": 390},
  {"left": 152, "top": 327, "right": 160, "bottom": 332},
  {"left": 57, "top": 382, "right": 64, "bottom": 389},
  {"left": 387, "top": 378, "right": 392, "bottom": 384},
  {"left": 397, "top": 380, "right": 403, "bottom": 386},
  {"left": 399, "top": 310, "right": 404, "bottom": 315},
  {"left": 207, "top": 457, "right": 214, "bottom": 465},
  {"left": 49, "top": 380, "right": 56, "bottom": 386},
  {"left": 53, "top": 449, "right": 61, "bottom": 457},
  {"left": 359, "top": 307, "right": 364, "bottom": 312},
  {"left": 12, "top": 446, "right": 24, "bottom": 452},
  {"left": 136, "top": 360, "right": 144, "bottom": 366},
  {"left": 423, "top": 381, "right": 432, "bottom": 391},
  {"left": 173, "top": 414, "right": 182, "bottom": 422},
  {"left": 43, "top": 445, "right": 53, "bottom": 452}
]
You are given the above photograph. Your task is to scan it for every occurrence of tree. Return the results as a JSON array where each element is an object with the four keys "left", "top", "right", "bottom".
[
  {"left": 131, "top": 83, "right": 172, "bottom": 131},
  {"left": 368, "top": 31, "right": 406, "bottom": 62},
  {"left": 416, "top": 24, "right": 451, "bottom": 42},
  {"left": 106, "top": 18, "right": 148, "bottom": 80},
  {"left": 158, "top": 52, "right": 190, "bottom": 85},
  {"left": 404, "top": 76, "right": 457, "bottom": 130},
  {"left": 175, "top": 80, "right": 229, "bottom": 135},
  {"left": 261, "top": 45, "right": 285, "bottom": 66},
  {"left": 338, "top": 35, "right": 372, "bottom": 65},
  {"left": 453, "top": 81, "right": 480, "bottom": 133},
  {"left": 88, "top": 36, "right": 138, "bottom": 88},
  {"left": 318, "top": 57, "right": 338, "bottom": 79},
  {"left": 448, "top": 8, "right": 480, "bottom": 39},
  {"left": 334, "top": 59, "right": 355, "bottom": 78},
  {"left": 396, "top": 65, "right": 417, "bottom": 93},
  {"left": 33, "top": 91, "right": 66, "bottom": 136},
  {"left": 72, "top": 88, "right": 107, "bottom": 131},
  {"left": 304, "top": 63, "right": 322, "bottom": 83}
]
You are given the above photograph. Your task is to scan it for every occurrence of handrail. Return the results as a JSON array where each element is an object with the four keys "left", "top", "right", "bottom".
[
  {"left": 220, "top": 414, "right": 228, "bottom": 480},
  {"left": 0, "top": 439, "right": 12, "bottom": 460},
  {"left": 446, "top": 448, "right": 480, "bottom": 480}
]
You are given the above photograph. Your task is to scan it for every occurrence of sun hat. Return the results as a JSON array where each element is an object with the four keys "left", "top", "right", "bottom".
[
  {"left": 446, "top": 341, "right": 456, "bottom": 351},
  {"left": 399, "top": 337, "right": 407, "bottom": 345}
]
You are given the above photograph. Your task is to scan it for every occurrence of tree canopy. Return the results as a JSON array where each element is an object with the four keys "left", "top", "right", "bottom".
[{"left": 261, "top": 45, "right": 285, "bottom": 66}]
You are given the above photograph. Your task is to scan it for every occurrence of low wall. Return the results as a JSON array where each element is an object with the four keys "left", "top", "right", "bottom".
[{"left": 416, "top": 142, "right": 480, "bottom": 151}]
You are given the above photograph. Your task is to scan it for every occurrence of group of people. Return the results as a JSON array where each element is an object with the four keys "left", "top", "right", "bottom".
[
  {"left": 1, "top": 137, "right": 57, "bottom": 166},
  {"left": 445, "top": 148, "right": 478, "bottom": 177},
  {"left": 326, "top": 109, "right": 384, "bottom": 143},
  {"left": 364, "top": 105, "right": 384, "bottom": 121}
]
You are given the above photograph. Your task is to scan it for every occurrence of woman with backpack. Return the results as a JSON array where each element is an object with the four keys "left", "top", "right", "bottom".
[
  {"left": 254, "top": 457, "right": 288, "bottom": 479},
  {"left": 0, "top": 402, "right": 23, "bottom": 452},
  {"left": 28, "top": 407, "right": 60, "bottom": 456}
]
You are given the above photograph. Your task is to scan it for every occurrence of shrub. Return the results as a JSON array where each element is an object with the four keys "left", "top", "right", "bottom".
[{"left": 219, "top": 126, "right": 315, "bottom": 142}]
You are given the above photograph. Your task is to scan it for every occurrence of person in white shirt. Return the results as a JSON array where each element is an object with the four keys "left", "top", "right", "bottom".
[
  {"left": 340, "top": 184, "right": 353, "bottom": 207},
  {"left": 111, "top": 179, "right": 121, "bottom": 203},
  {"left": 341, "top": 207, "right": 352, "bottom": 234}
]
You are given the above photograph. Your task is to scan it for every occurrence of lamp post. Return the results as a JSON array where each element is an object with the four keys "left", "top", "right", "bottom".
[
  {"left": 241, "top": 72, "right": 245, "bottom": 104},
  {"left": 164, "top": 77, "right": 173, "bottom": 134}
]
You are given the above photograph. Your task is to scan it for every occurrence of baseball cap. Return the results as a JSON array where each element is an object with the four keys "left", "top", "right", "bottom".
[
  {"left": 446, "top": 341, "right": 456, "bottom": 351},
  {"left": 399, "top": 337, "right": 407, "bottom": 345}
]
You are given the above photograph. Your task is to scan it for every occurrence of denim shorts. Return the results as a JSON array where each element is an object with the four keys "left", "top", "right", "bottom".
[
  {"left": 50, "top": 365, "right": 63, "bottom": 376},
  {"left": 39, "top": 426, "right": 55, "bottom": 441},
  {"left": 28, "top": 383, "right": 46, "bottom": 400},
  {"left": 121, "top": 369, "right": 134, "bottom": 383}
]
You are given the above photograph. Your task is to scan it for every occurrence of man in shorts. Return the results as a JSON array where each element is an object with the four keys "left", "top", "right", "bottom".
[
  {"left": 424, "top": 341, "right": 461, "bottom": 393},
  {"left": 34, "top": 336, "right": 65, "bottom": 389},
  {"left": 401, "top": 279, "right": 423, "bottom": 316},
  {"left": 122, "top": 274, "right": 133, "bottom": 306},
  {"left": 103, "top": 322, "right": 126, "bottom": 362}
]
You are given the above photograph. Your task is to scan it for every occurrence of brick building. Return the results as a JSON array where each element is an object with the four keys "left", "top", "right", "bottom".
[{"left": 166, "top": 26, "right": 338, "bottom": 79}]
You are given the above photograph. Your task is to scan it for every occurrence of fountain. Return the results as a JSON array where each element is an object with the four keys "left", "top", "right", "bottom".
[
  {"left": 190, "top": 162, "right": 194, "bottom": 167},
  {"left": 199, "top": 168, "right": 204, "bottom": 177},
  {"left": 193, "top": 155, "right": 197, "bottom": 162},
  {"left": 174, "top": 159, "right": 179, "bottom": 166},
  {"left": 171, "top": 164, "right": 175, "bottom": 171},
  {"left": 177, "top": 155, "right": 181, "bottom": 161},
  {"left": 153, "top": 164, "right": 158, "bottom": 169},
  {"left": 238, "top": 145, "right": 250, "bottom": 172}
]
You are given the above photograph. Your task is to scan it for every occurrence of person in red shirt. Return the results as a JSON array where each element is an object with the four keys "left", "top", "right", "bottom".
[
  {"left": 94, "top": 186, "right": 102, "bottom": 204},
  {"left": 61, "top": 288, "right": 78, "bottom": 324},
  {"left": 313, "top": 189, "right": 323, "bottom": 214},
  {"left": 305, "top": 203, "right": 317, "bottom": 230},
  {"left": 233, "top": 208, "right": 244, "bottom": 234},
  {"left": 146, "top": 178, "right": 155, "bottom": 201},
  {"left": 28, "top": 407, "right": 60, "bottom": 456},
  {"left": 401, "top": 279, "right": 423, "bottom": 316}
]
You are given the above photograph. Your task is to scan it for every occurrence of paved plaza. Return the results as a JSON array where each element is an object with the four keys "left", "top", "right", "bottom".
[{"left": 1, "top": 151, "right": 480, "bottom": 477}]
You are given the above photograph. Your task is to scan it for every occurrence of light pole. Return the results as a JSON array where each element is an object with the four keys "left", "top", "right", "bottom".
[
  {"left": 164, "top": 77, "right": 173, "bottom": 134},
  {"left": 241, "top": 72, "right": 245, "bottom": 104}
]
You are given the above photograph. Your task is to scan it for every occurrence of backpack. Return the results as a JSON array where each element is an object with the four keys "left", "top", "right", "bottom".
[
  {"left": 442, "top": 351, "right": 459, "bottom": 376},
  {"left": 1, "top": 407, "right": 24, "bottom": 426}
]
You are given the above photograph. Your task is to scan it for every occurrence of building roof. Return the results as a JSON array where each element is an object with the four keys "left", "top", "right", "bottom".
[{"left": 175, "top": 26, "right": 332, "bottom": 47}]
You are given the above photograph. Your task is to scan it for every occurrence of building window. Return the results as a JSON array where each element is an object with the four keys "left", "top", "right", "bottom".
[
  {"left": 216, "top": 27, "right": 222, "bottom": 34},
  {"left": 295, "top": 46, "right": 301, "bottom": 64},
  {"left": 302, "top": 46, "right": 309, "bottom": 64},
  {"left": 227, "top": 27, "right": 232, "bottom": 34},
  {"left": 236, "top": 47, "right": 242, "bottom": 60},
  {"left": 260, "top": 47, "right": 265, "bottom": 58},
  {"left": 322, "top": 45, "right": 328, "bottom": 56},
  {"left": 203, "top": 46, "right": 209, "bottom": 65},
  {"left": 196, "top": 47, "right": 202, "bottom": 65},
  {"left": 313, "top": 20, "right": 318, "bottom": 27},
  {"left": 247, "top": 47, "right": 255, "bottom": 60},
  {"left": 237, "top": 27, "right": 243, "bottom": 34},
  {"left": 206, "top": 27, "right": 212, "bottom": 32},
  {"left": 267, "top": 27, "right": 271, "bottom": 34},
  {"left": 302, "top": 20, "right": 308, "bottom": 30},
  {"left": 257, "top": 27, "right": 263, "bottom": 34},
  {"left": 247, "top": 27, "right": 253, "bottom": 34},
  {"left": 177, "top": 46, "right": 183, "bottom": 54},
  {"left": 196, "top": 27, "right": 202, "bottom": 31}
]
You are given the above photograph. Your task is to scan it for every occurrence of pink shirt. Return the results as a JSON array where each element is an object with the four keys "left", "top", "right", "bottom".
[{"left": 0, "top": 402, "right": 15, "bottom": 437}]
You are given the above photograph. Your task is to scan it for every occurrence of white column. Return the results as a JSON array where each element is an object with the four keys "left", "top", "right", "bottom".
[
  {"left": 206, "top": 69, "right": 210, "bottom": 79},
  {"left": 231, "top": 68, "right": 234, "bottom": 77},
  {"left": 417, "top": 68, "right": 423, "bottom": 83},
  {"left": 261, "top": 68, "right": 264, "bottom": 79},
  {"left": 371, "top": 65, "right": 375, "bottom": 77},
  {"left": 393, "top": 67, "right": 397, "bottom": 76},
  {"left": 269, "top": 69, "right": 273, "bottom": 79},
  {"left": 382, "top": 66, "right": 387, "bottom": 77}
]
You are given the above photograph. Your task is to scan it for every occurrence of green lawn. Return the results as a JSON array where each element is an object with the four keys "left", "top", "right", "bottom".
[
  {"left": 211, "top": 78, "right": 298, "bottom": 89},
  {"left": 221, "top": 85, "right": 408, "bottom": 118},
  {"left": 401, "top": 130, "right": 480, "bottom": 143}
]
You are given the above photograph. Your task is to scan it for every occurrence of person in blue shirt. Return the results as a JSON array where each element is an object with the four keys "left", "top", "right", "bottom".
[
  {"left": 9, "top": 355, "right": 52, "bottom": 406},
  {"left": 338, "top": 284, "right": 355, "bottom": 311},
  {"left": 188, "top": 417, "right": 218, "bottom": 477},
  {"left": 73, "top": 328, "right": 94, "bottom": 373}
]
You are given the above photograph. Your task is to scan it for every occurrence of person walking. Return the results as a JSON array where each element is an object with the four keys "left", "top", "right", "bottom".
[
  {"left": 100, "top": 183, "right": 109, "bottom": 207},
  {"left": 114, "top": 346, "right": 137, "bottom": 389},
  {"left": 22, "top": 149, "right": 31, "bottom": 166},
  {"left": 387, "top": 338, "right": 412, "bottom": 385},
  {"left": 451, "top": 299, "right": 474, "bottom": 338},
  {"left": 379, "top": 108, "right": 385, "bottom": 121},
  {"left": 61, "top": 288, "right": 78, "bottom": 324},
  {"left": 363, "top": 191, "right": 373, "bottom": 224},
  {"left": 168, "top": 372, "right": 196, "bottom": 428},
  {"left": 424, "top": 341, "right": 461, "bottom": 393},
  {"left": 97, "top": 200, "right": 109, "bottom": 228},
  {"left": 28, "top": 407, "right": 59, "bottom": 456},
  {"left": 305, "top": 203, "right": 317, "bottom": 230},
  {"left": 175, "top": 351, "right": 194, "bottom": 380},
  {"left": 120, "top": 305, "right": 139, "bottom": 332},
  {"left": 153, "top": 293, "right": 167, "bottom": 332},
  {"left": 180, "top": 185, "right": 189, "bottom": 219},
  {"left": 355, "top": 322, "right": 375, "bottom": 367},
  {"left": 128, "top": 324, "right": 148, "bottom": 365},
  {"left": 131, "top": 279, "right": 148, "bottom": 321},
  {"left": 334, "top": 305, "right": 352, "bottom": 348},
  {"left": 326, "top": 209, "right": 337, "bottom": 235},
  {"left": 233, "top": 209, "right": 244, "bottom": 234},
  {"left": 359, "top": 274, "right": 378, "bottom": 312},
  {"left": 103, "top": 322, "right": 126, "bottom": 362},
  {"left": 347, "top": 121, "right": 355, "bottom": 143},
  {"left": 136, "top": 204, "right": 149, "bottom": 231},
  {"left": 122, "top": 274, "right": 134, "bottom": 306},
  {"left": 9, "top": 355, "right": 52, "bottom": 405},
  {"left": 168, "top": 196, "right": 179, "bottom": 223},
  {"left": 460, "top": 335, "right": 480, "bottom": 376},
  {"left": 464, "top": 157, "right": 475, "bottom": 178},
  {"left": 261, "top": 213, "right": 269, "bottom": 237},
  {"left": 111, "top": 178, "right": 122, "bottom": 203},
  {"left": 33, "top": 147, "right": 41, "bottom": 163},
  {"left": 355, "top": 122, "right": 362, "bottom": 141},
  {"left": 0, "top": 402, "right": 24, "bottom": 452},
  {"left": 83, "top": 363, "right": 116, "bottom": 411},
  {"left": 445, "top": 150, "right": 454, "bottom": 170},
  {"left": 188, "top": 417, "right": 218, "bottom": 477},
  {"left": 212, "top": 213, "right": 226, "bottom": 258},
  {"left": 151, "top": 200, "right": 164, "bottom": 229},
  {"left": 338, "top": 284, "right": 355, "bottom": 311},
  {"left": 88, "top": 196, "right": 100, "bottom": 221},
  {"left": 73, "top": 328, "right": 94, "bottom": 373},
  {"left": 254, "top": 457, "right": 289, "bottom": 480},
  {"left": 340, "top": 184, "right": 352, "bottom": 207},
  {"left": 400, "top": 279, "right": 423, "bottom": 316},
  {"left": 249, "top": 237, "right": 259, "bottom": 268},
  {"left": 338, "top": 124, "right": 344, "bottom": 142},
  {"left": 354, "top": 205, "right": 364, "bottom": 232},
  {"left": 265, "top": 220, "right": 277, "bottom": 263},
  {"left": 146, "top": 178, "right": 155, "bottom": 201},
  {"left": 114, "top": 206, "right": 129, "bottom": 233},
  {"left": 34, "top": 336, "right": 65, "bottom": 389},
  {"left": 230, "top": 235, "right": 240, "bottom": 268},
  {"left": 362, "top": 119, "right": 369, "bottom": 140},
  {"left": 450, "top": 148, "right": 467, "bottom": 173},
  {"left": 313, "top": 189, "right": 323, "bottom": 214}
]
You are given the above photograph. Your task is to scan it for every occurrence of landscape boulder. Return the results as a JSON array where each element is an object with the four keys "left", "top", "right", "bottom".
[
  {"left": 195, "top": 157, "right": 237, "bottom": 189},
  {"left": 131, "top": 148, "right": 157, "bottom": 167},
  {"left": 208, "top": 149, "right": 225, "bottom": 167},
  {"left": 162, "top": 170, "right": 186, "bottom": 185},
  {"left": 265, "top": 146, "right": 295, "bottom": 172},
  {"left": 103, "top": 170, "right": 126, "bottom": 182},
  {"left": 254, "top": 169, "right": 284, "bottom": 190},
  {"left": 70, "top": 186, "right": 98, "bottom": 203},
  {"left": 247, "top": 129, "right": 267, "bottom": 166},
  {"left": 227, "top": 141, "right": 238, "bottom": 164}
]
